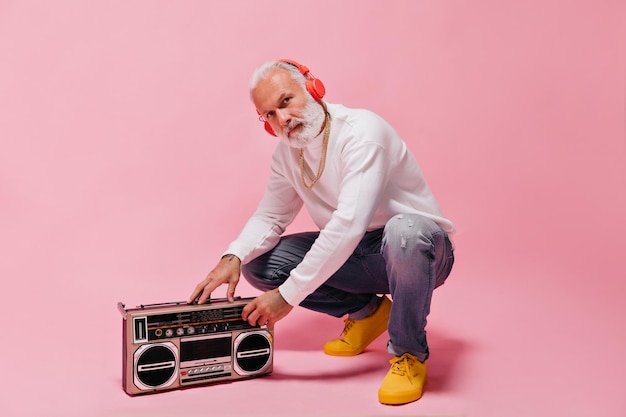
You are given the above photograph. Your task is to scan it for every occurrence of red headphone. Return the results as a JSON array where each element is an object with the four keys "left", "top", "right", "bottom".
[{"left": 257, "top": 59, "right": 326, "bottom": 136}]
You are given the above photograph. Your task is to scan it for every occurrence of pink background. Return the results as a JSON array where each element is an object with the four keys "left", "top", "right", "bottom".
[{"left": 1, "top": 1, "right": 625, "bottom": 416}]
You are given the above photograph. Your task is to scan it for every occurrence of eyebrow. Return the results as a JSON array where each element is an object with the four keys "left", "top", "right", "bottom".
[
  {"left": 276, "top": 92, "right": 288, "bottom": 106},
  {"left": 262, "top": 92, "right": 289, "bottom": 116}
]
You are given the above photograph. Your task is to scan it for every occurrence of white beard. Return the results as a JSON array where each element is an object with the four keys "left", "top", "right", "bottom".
[{"left": 278, "top": 100, "right": 326, "bottom": 149}]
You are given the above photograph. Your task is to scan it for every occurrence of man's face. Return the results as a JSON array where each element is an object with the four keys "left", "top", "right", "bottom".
[{"left": 253, "top": 68, "right": 324, "bottom": 147}]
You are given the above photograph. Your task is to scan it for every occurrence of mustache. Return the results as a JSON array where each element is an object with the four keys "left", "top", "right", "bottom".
[
  {"left": 286, "top": 118, "right": 303, "bottom": 133},
  {"left": 285, "top": 119, "right": 305, "bottom": 136}
]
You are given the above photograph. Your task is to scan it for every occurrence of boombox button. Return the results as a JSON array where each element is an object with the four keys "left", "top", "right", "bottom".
[
  {"left": 187, "top": 326, "right": 195, "bottom": 335},
  {"left": 176, "top": 328, "right": 184, "bottom": 336},
  {"left": 192, "top": 366, "right": 223, "bottom": 375}
]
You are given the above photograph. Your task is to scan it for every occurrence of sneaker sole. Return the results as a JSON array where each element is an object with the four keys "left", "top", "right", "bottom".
[{"left": 378, "top": 390, "right": 423, "bottom": 405}]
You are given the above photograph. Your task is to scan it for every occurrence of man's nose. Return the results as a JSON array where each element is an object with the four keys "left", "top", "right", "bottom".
[{"left": 276, "top": 109, "right": 291, "bottom": 126}]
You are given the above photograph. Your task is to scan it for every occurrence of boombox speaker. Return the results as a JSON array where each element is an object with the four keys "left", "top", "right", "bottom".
[{"left": 118, "top": 297, "right": 273, "bottom": 395}]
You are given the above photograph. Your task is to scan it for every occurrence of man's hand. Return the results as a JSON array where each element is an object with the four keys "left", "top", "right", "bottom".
[
  {"left": 242, "top": 288, "right": 293, "bottom": 328},
  {"left": 188, "top": 254, "right": 241, "bottom": 304}
]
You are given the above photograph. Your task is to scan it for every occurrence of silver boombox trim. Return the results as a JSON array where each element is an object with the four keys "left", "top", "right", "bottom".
[{"left": 118, "top": 297, "right": 273, "bottom": 395}]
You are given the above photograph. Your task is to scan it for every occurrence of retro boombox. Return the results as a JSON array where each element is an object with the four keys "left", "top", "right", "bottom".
[{"left": 118, "top": 297, "right": 273, "bottom": 395}]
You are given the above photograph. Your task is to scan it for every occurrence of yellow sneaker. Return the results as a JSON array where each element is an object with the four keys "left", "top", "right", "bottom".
[
  {"left": 378, "top": 353, "right": 427, "bottom": 405},
  {"left": 323, "top": 296, "right": 392, "bottom": 356}
]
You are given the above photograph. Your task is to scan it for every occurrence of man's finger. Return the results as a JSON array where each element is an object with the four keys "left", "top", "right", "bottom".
[
  {"left": 227, "top": 282, "right": 237, "bottom": 303},
  {"left": 242, "top": 300, "right": 255, "bottom": 320},
  {"left": 187, "top": 287, "right": 202, "bottom": 304},
  {"left": 198, "top": 289, "right": 212, "bottom": 304}
]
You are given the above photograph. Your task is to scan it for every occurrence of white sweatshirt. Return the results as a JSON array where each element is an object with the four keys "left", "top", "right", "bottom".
[{"left": 226, "top": 103, "right": 455, "bottom": 306}]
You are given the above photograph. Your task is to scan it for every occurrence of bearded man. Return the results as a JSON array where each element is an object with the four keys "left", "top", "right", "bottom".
[{"left": 188, "top": 59, "right": 455, "bottom": 405}]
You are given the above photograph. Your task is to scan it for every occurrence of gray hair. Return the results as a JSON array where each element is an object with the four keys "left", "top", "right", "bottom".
[{"left": 249, "top": 60, "right": 307, "bottom": 99}]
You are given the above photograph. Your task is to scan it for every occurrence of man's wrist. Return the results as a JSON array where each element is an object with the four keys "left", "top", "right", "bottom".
[
  {"left": 275, "top": 287, "right": 292, "bottom": 306},
  {"left": 221, "top": 253, "right": 240, "bottom": 262}
]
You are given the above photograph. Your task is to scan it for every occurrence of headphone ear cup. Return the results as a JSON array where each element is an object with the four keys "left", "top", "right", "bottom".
[
  {"left": 264, "top": 121, "right": 277, "bottom": 136},
  {"left": 257, "top": 110, "right": 277, "bottom": 136},
  {"left": 306, "top": 78, "right": 326, "bottom": 101}
]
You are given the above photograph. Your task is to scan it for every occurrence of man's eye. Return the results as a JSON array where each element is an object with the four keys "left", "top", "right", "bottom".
[{"left": 266, "top": 111, "right": 275, "bottom": 119}]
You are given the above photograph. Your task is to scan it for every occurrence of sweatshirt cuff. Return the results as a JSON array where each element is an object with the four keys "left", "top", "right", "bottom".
[
  {"left": 223, "top": 242, "right": 249, "bottom": 264},
  {"left": 278, "top": 278, "right": 307, "bottom": 306}
]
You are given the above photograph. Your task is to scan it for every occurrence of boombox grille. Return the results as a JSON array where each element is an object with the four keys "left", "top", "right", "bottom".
[
  {"left": 134, "top": 342, "right": 178, "bottom": 389},
  {"left": 234, "top": 331, "right": 272, "bottom": 374}
]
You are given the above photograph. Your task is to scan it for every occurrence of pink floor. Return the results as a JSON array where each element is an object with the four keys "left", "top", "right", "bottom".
[
  {"left": 4, "top": 229, "right": 626, "bottom": 417},
  {"left": 2, "top": 1, "right": 625, "bottom": 416}
]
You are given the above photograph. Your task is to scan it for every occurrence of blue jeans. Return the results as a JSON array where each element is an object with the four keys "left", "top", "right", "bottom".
[{"left": 241, "top": 213, "right": 454, "bottom": 361}]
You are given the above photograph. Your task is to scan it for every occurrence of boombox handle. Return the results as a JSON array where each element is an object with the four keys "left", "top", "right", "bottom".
[
  {"left": 117, "top": 301, "right": 127, "bottom": 317},
  {"left": 117, "top": 297, "right": 243, "bottom": 316}
]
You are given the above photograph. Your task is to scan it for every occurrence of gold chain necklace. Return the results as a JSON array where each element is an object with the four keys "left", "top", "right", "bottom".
[{"left": 299, "top": 113, "right": 331, "bottom": 190}]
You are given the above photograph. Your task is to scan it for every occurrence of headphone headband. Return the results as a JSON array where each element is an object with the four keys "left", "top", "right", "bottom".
[
  {"left": 279, "top": 59, "right": 311, "bottom": 78},
  {"left": 278, "top": 58, "right": 326, "bottom": 102}
]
